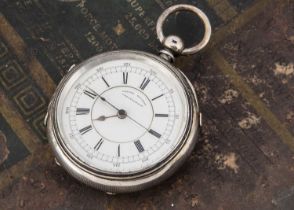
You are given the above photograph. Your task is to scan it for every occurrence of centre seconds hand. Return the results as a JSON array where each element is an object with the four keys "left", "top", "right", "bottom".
[{"left": 126, "top": 115, "right": 149, "bottom": 131}]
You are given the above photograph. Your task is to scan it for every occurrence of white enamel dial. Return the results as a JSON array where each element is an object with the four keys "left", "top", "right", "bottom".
[{"left": 56, "top": 56, "right": 189, "bottom": 174}]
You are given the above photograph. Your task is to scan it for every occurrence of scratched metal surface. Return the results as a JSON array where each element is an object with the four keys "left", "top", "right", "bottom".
[{"left": 0, "top": 0, "right": 293, "bottom": 209}]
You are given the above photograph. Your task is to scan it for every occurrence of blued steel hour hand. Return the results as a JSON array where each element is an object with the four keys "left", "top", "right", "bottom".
[
  {"left": 94, "top": 109, "right": 128, "bottom": 121},
  {"left": 94, "top": 115, "right": 117, "bottom": 121}
]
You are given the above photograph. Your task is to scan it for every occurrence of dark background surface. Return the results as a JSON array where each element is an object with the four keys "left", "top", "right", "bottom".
[{"left": 0, "top": 0, "right": 294, "bottom": 209}]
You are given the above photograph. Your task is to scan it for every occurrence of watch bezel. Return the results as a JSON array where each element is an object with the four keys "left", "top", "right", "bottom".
[{"left": 47, "top": 50, "right": 200, "bottom": 193}]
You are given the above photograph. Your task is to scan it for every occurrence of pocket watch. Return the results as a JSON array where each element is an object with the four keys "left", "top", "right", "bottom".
[{"left": 45, "top": 4, "right": 211, "bottom": 193}]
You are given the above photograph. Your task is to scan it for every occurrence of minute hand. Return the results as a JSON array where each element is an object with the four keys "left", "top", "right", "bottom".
[
  {"left": 87, "top": 87, "right": 120, "bottom": 111},
  {"left": 87, "top": 87, "right": 148, "bottom": 130},
  {"left": 99, "top": 96, "right": 120, "bottom": 111},
  {"left": 99, "top": 94, "right": 148, "bottom": 130}
]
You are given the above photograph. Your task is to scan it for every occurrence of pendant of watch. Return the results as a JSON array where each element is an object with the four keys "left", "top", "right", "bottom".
[{"left": 45, "top": 4, "right": 211, "bottom": 193}]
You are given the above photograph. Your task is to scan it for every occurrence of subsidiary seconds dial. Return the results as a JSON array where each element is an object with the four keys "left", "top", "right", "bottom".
[{"left": 57, "top": 59, "right": 189, "bottom": 174}]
